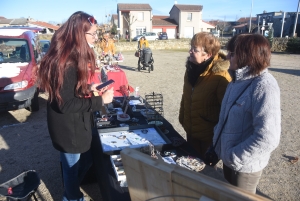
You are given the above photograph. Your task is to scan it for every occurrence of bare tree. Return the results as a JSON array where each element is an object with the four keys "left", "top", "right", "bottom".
[
  {"left": 123, "top": 13, "right": 137, "bottom": 42},
  {"left": 249, "top": 23, "right": 258, "bottom": 33},
  {"left": 216, "top": 20, "right": 229, "bottom": 38}
]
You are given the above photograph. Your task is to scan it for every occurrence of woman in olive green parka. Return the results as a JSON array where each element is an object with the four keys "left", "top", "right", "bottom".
[{"left": 179, "top": 32, "right": 231, "bottom": 159}]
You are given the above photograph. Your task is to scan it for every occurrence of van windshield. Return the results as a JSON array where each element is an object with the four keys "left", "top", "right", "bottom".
[{"left": 0, "top": 39, "right": 30, "bottom": 63}]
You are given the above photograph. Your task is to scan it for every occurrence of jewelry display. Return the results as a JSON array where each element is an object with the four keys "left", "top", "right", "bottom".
[
  {"left": 110, "top": 155, "right": 127, "bottom": 187},
  {"left": 176, "top": 156, "right": 206, "bottom": 172},
  {"left": 99, "top": 127, "right": 169, "bottom": 154},
  {"left": 144, "top": 92, "right": 164, "bottom": 122}
]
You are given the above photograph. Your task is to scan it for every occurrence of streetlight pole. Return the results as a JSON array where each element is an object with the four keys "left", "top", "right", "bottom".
[
  {"left": 257, "top": 15, "right": 260, "bottom": 34},
  {"left": 280, "top": 12, "right": 286, "bottom": 38},
  {"left": 292, "top": 0, "right": 300, "bottom": 37},
  {"left": 249, "top": 0, "right": 253, "bottom": 33}
]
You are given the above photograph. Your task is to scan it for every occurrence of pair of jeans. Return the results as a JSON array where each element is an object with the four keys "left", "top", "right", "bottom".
[
  {"left": 60, "top": 149, "right": 93, "bottom": 201},
  {"left": 223, "top": 164, "right": 262, "bottom": 194}
]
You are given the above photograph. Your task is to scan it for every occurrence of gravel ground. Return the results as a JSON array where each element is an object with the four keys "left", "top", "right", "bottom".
[{"left": 0, "top": 50, "right": 299, "bottom": 201}]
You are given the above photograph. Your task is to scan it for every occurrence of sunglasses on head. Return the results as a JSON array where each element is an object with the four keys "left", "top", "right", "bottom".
[{"left": 88, "top": 16, "right": 96, "bottom": 26}]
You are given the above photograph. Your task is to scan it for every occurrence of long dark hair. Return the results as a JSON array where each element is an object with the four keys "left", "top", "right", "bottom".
[{"left": 38, "top": 11, "right": 97, "bottom": 104}]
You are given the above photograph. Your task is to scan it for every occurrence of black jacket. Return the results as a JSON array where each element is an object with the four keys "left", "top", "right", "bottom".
[{"left": 47, "top": 66, "right": 103, "bottom": 153}]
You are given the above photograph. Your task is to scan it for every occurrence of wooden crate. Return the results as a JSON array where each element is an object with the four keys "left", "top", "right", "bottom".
[{"left": 120, "top": 148, "right": 271, "bottom": 201}]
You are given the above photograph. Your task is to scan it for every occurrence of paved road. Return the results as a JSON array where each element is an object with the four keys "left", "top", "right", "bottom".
[{"left": 0, "top": 51, "right": 299, "bottom": 201}]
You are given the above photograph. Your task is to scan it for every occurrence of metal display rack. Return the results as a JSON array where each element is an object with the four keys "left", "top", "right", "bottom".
[{"left": 144, "top": 92, "right": 164, "bottom": 122}]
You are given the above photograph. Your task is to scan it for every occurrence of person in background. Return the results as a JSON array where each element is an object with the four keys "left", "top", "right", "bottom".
[
  {"left": 125, "top": 29, "right": 129, "bottom": 40},
  {"left": 99, "top": 32, "right": 116, "bottom": 56},
  {"left": 179, "top": 32, "right": 231, "bottom": 159},
  {"left": 37, "top": 11, "right": 114, "bottom": 201},
  {"left": 137, "top": 36, "right": 149, "bottom": 67},
  {"left": 213, "top": 33, "right": 281, "bottom": 193}
]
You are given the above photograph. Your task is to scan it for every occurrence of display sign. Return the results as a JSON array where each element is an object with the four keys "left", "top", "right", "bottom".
[{"left": 98, "top": 125, "right": 171, "bottom": 155}]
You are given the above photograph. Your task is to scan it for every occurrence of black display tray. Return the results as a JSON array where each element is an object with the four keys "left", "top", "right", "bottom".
[{"left": 98, "top": 124, "right": 172, "bottom": 155}]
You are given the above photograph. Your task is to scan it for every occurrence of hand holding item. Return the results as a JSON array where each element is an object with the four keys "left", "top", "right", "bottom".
[
  {"left": 90, "top": 83, "right": 100, "bottom": 92},
  {"left": 90, "top": 83, "right": 108, "bottom": 97},
  {"left": 102, "top": 87, "right": 114, "bottom": 104}
]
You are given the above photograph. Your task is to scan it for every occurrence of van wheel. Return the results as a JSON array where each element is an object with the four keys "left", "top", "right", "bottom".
[
  {"left": 27, "top": 89, "right": 39, "bottom": 112},
  {"left": 151, "top": 65, "right": 154, "bottom": 71},
  {"left": 148, "top": 65, "right": 151, "bottom": 73},
  {"left": 138, "top": 64, "right": 141, "bottom": 71}
]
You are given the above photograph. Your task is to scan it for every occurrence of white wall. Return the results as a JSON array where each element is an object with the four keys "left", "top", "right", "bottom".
[
  {"left": 129, "top": 10, "right": 152, "bottom": 38},
  {"left": 180, "top": 11, "right": 202, "bottom": 38}
]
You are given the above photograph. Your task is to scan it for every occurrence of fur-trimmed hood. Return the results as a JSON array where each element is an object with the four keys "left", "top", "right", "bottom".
[{"left": 186, "top": 52, "right": 229, "bottom": 74}]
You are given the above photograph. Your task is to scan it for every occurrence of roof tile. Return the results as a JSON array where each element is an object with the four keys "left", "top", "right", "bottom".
[
  {"left": 118, "top": 3, "right": 152, "bottom": 11},
  {"left": 152, "top": 17, "right": 178, "bottom": 26},
  {"left": 173, "top": 4, "right": 203, "bottom": 12},
  {"left": 29, "top": 21, "right": 59, "bottom": 30}
]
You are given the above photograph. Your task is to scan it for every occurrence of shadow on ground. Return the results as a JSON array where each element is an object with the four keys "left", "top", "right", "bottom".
[{"left": 269, "top": 68, "right": 300, "bottom": 76}]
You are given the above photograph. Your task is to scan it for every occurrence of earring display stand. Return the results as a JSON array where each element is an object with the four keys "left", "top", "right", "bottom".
[{"left": 144, "top": 92, "right": 164, "bottom": 123}]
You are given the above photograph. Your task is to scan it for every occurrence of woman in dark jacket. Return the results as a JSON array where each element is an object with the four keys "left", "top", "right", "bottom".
[
  {"left": 38, "top": 11, "right": 114, "bottom": 201},
  {"left": 179, "top": 32, "right": 231, "bottom": 159}
]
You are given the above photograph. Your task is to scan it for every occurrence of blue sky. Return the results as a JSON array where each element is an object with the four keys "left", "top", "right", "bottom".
[{"left": 1, "top": 0, "right": 299, "bottom": 24}]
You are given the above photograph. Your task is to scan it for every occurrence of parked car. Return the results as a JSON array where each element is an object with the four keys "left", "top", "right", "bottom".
[
  {"left": 132, "top": 35, "right": 143, "bottom": 41},
  {"left": 132, "top": 32, "right": 159, "bottom": 41},
  {"left": 143, "top": 32, "right": 158, "bottom": 41},
  {"left": 0, "top": 27, "right": 42, "bottom": 112},
  {"left": 39, "top": 39, "right": 51, "bottom": 56},
  {"left": 159, "top": 32, "right": 168, "bottom": 40}
]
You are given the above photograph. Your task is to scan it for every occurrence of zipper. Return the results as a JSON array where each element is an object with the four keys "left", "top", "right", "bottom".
[{"left": 189, "top": 87, "right": 194, "bottom": 136}]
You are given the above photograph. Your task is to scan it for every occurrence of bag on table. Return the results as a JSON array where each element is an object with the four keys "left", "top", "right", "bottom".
[{"left": 134, "top": 50, "right": 140, "bottom": 57}]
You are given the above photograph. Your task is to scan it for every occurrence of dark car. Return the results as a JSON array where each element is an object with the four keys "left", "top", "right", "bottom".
[
  {"left": 0, "top": 27, "right": 42, "bottom": 112},
  {"left": 132, "top": 35, "right": 143, "bottom": 41},
  {"left": 159, "top": 32, "right": 168, "bottom": 40}
]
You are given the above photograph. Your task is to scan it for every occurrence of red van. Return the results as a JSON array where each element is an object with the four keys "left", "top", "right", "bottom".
[{"left": 0, "top": 28, "right": 42, "bottom": 112}]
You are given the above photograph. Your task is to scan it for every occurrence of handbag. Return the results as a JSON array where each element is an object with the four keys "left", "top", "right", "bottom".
[
  {"left": 205, "top": 79, "right": 254, "bottom": 166},
  {"left": 134, "top": 50, "right": 140, "bottom": 57}
]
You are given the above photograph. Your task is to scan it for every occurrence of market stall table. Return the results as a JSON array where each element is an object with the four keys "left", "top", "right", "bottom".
[
  {"left": 88, "top": 65, "right": 129, "bottom": 97},
  {"left": 85, "top": 96, "right": 213, "bottom": 201}
]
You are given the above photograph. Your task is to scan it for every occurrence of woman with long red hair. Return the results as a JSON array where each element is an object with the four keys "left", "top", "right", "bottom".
[{"left": 38, "top": 11, "right": 114, "bottom": 201}]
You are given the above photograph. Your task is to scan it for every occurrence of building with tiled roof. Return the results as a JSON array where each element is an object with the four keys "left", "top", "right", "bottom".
[
  {"left": 114, "top": 2, "right": 217, "bottom": 39},
  {"left": 171, "top": 4, "right": 203, "bottom": 12},
  {"left": 201, "top": 20, "right": 216, "bottom": 32},
  {"left": 152, "top": 17, "right": 177, "bottom": 26},
  {"left": 117, "top": 3, "right": 153, "bottom": 40},
  {"left": 169, "top": 4, "right": 204, "bottom": 38},
  {"left": 0, "top": 17, "right": 59, "bottom": 34},
  {"left": 152, "top": 15, "right": 178, "bottom": 39},
  {"left": 117, "top": 3, "right": 152, "bottom": 11},
  {"left": 237, "top": 17, "right": 257, "bottom": 23},
  {"left": 10, "top": 18, "right": 28, "bottom": 26},
  {"left": 111, "top": 14, "right": 118, "bottom": 26},
  {"left": 232, "top": 23, "right": 248, "bottom": 34},
  {"left": 0, "top": 18, "right": 12, "bottom": 27},
  {"left": 28, "top": 20, "right": 59, "bottom": 34}
]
